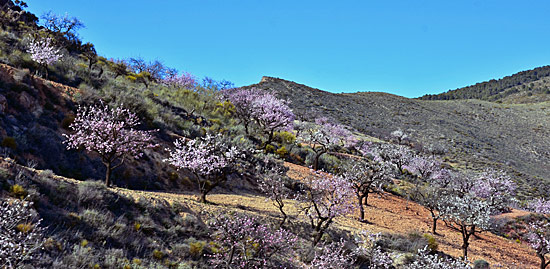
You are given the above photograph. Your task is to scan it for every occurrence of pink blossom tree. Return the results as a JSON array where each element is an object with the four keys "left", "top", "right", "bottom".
[
  {"left": 250, "top": 92, "right": 295, "bottom": 148},
  {"left": 162, "top": 71, "right": 197, "bottom": 89},
  {"left": 225, "top": 88, "right": 295, "bottom": 147},
  {"left": 525, "top": 220, "right": 550, "bottom": 269},
  {"left": 522, "top": 199, "right": 550, "bottom": 269},
  {"left": 298, "top": 170, "right": 356, "bottom": 246},
  {"left": 63, "top": 101, "right": 158, "bottom": 186},
  {"left": 223, "top": 87, "right": 261, "bottom": 135},
  {"left": 26, "top": 37, "right": 62, "bottom": 77},
  {"left": 164, "top": 133, "right": 242, "bottom": 203},
  {"left": 340, "top": 158, "right": 392, "bottom": 222},
  {"left": 298, "top": 117, "right": 355, "bottom": 170},
  {"left": 471, "top": 169, "right": 516, "bottom": 214},
  {"left": 208, "top": 214, "right": 297, "bottom": 268},
  {"left": 259, "top": 165, "right": 293, "bottom": 227},
  {"left": 309, "top": 239, "right": 356, "bottom": 268},
  {"left": 0, "top": 199, "right": 44, "bottom": 269},
  {"left": 363, "top": 142, "right": 413, "bottom": 175}
]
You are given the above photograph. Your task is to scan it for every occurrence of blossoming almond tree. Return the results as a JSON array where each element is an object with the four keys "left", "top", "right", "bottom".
[
  {"left": 340, "top": 158, "right": 392, "bottom": 222},
  {"left": 208, "top": 215, "right": 297, "bottom": 268},
  {"left": 162, "top": 71, "right": 197, "bottom": 89},
  {"left": 259, "top": 165, "right": 293, "bottom": 227},
  {"left": 26, "top": 37, "right": 62, "bottom": 77},
  {"left": 298, "top": 117, "right": 355, "bottom": 170},
  {"left": 63, "top": 101, "right": 158, "bottom": 187},
  {"left": 523, "top": 198, "right": 550, "bottom": 269},
  {"left": 440, "top": 194, "right": 492, "bottom": 259},
  {"left": 225, "top": 87, "right": 295, "bottom": 147},
  {"left": 0, "top": 199, "right": 44, "bottom": 269},
  {"left": 164, "top": 133, "right": 241, "bottom": 203},
  {"left": 298, "top": 170, "right": 356, "bottom": 246}
]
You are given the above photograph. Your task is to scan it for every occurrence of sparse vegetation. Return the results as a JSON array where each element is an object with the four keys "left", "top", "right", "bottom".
[{"left": 0, "top": 0, "right": 547, "bottom": 268}]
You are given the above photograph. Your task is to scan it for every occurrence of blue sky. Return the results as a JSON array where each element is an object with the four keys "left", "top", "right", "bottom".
[{"left": 25, "top": 0, "right": 550, "bottom": 97}]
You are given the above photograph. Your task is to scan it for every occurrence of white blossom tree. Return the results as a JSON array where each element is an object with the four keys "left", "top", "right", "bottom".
[
  {"left": 440, "top": 194, "right": 492, "bottom": 259},
  {"left": 26, "top": 37, "right": 62, "bottom": 77},
  {"left": 340, "top": 158, "right": 392, "bottom": 222},
  {"left": 407, "top": 246, "right": 471, "bottom": 269},
  {"left": 0, "top": 199, "right": 44, "bottom": 269}
]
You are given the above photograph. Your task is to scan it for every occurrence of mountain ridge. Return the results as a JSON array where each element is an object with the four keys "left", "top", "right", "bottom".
[{"left": 246, "top": 76, "right": 550, "bottom": 198}]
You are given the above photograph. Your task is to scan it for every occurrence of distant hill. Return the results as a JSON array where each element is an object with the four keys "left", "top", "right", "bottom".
[
  {"left": 247, "top": 76, "right": 550, "bottom": 198},
  {"left": 419, "top": 65, "right": 550, "bottom": 103}
]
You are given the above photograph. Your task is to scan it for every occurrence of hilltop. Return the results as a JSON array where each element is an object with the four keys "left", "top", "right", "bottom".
[{"left": 419, "top": 65, "right": 550, "bottom": 103}]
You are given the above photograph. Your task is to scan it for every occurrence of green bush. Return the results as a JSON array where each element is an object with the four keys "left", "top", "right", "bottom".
[
  {"left": 9, "top": 184, "right": 27, "bottom": 199},
  {"left": 276, "top": 146, "right": 288, "bottom": 158},
  {"left": 188, "top": 240, "right": 206, "bottom": 259},
  {"left": 422, "top": 233, "right": 438, "bottom": 252}
]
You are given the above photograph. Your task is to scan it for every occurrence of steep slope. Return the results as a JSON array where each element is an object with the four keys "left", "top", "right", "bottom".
[
  {"left": 419, "top": 65, "right": 550, "bottom": 103},
  {"left": 247, "top": 77, "right": 550, "bottom": 198}
]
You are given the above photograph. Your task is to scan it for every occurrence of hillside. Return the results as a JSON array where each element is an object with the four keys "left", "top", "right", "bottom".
[
  {"left": 419, "top": 65, "right": 550, "bottom": 103},
  {"left": 0, "top": 157, "right": 541, "bottom": 268},
  {"left": 2, "top": 1, "right": 550, "bottom": 268},
  {"left": 248, "top": 76, "right": 550, "bottom": 198}
]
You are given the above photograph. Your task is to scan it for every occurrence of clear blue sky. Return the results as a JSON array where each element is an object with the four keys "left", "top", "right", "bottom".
[{"left": 25, "top": 0, "right": 550, "bottom": 97}]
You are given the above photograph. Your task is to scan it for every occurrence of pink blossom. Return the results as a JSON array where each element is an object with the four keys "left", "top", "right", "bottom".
[{"left": 63, "top": 101, "right": 158, "bottom": 186}]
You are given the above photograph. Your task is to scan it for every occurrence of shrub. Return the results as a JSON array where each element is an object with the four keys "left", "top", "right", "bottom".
[
  {"left": 0, "top": 199, "right": 44, "bottom": 268},
  {"left": 188, "top": 240, "right": 206, "bottom": 259},
  {"left": 422, "top": 233, "right": 438, "bottom": 252},
  {"left": 1, "top": 137, "right": 17, "bottom": 150},
  {"left": 265, "top": 144, "right": 275, "bottom": 153},
  {"left": 473, "top": 259, "right": 490, "bottom": 269},
  {"left": 276, "top": 146, "right": 288, "bottom": 158},
  {"left": 9, "top": 184, "right": 27, "bottom": 199},
  {"left": 77, "top": 180, "right": 110, "bottom": 208},
  {"left": 152, "top": 249, "right": 164, "bottom": 260}
]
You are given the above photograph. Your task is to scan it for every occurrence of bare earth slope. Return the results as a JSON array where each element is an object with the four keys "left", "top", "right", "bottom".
[{"left": 247, "top": 77, "right": 550, "bottom": 198}]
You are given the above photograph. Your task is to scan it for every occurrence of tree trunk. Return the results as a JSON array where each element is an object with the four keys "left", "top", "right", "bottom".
[
  {"left": 105, "top": 162, "right": 112, "bottom": 187},
  {"left": 357, "top": 193, "right": 365, "bottom": 221},
  {"left": 200, "top": 191, "right": 207, "bottom": 203},
  {"left": 462, "top": 240, "right": 469, "bottom": 259},
  {"left": 279, "top": 208, "right": 287, "bottom": 228},
  {"left": 538, "top": 253, "right": 547, "bottom": 269},
  {"left": 461, "top": 226, "right": 473, "bottom": 259},
  {"left": 312, "top": 219, "right": 326, "bottom": 247},
  {"left": 432, "top": 218, "right": 438, "bottom": 234},
  {"left": 313, "top": 151, "right": 324, "bottom": 171},
  {"left": 244, "top": 121, "right": 250, "bottom": 135}
]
